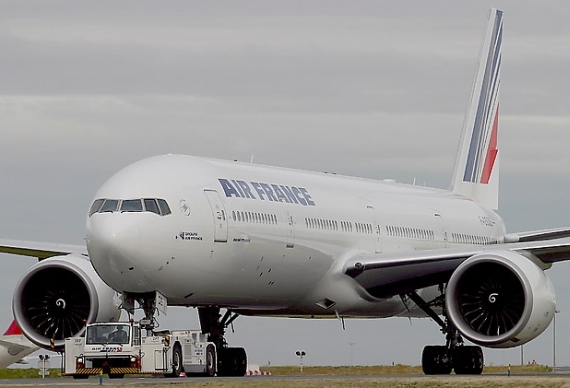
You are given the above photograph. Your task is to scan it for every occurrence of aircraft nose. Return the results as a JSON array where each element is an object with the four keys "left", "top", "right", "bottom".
[{"left": 86, "top": 215, "right": 142, "bottom": 290}]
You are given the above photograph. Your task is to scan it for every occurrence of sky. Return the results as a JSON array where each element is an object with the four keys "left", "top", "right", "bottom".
[{"left": 1, "top": 0, "right": 570, "bottom": 368}]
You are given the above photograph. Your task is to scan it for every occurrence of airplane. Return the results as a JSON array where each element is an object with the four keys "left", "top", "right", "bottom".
[
  {"left": 0, "top": 321, "right": 38, "bottom": 368},
  {"left": 1, "top": 8, "right": 569, "bottom": 375}
]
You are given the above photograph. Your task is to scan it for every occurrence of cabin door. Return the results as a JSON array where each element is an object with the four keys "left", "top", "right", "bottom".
[
  {"left": 284, "top": 208, "right": 295, "bottom": 248},
  {"left": 204, "top": 189, "right": 228, "bottom": 243},
  {"left": 366, "top": 205, "right": 382, "bottom": 253}
]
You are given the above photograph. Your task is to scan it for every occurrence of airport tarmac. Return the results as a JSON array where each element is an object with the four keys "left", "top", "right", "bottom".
[{"left": 3, "top": 374, "right": 570, "bottom": 388}]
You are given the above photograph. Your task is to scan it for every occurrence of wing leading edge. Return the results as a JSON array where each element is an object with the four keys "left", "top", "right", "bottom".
[
  {"left": 344, "top": 238, "right": 570, "bottom": 299},
  {"left": 0, "top": 239, "right": 87, "bottom": 260}
]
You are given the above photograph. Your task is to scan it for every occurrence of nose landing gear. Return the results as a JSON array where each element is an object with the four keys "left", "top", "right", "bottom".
[{"left": 122, "top": 293, "right": 248, "bottom": 377}]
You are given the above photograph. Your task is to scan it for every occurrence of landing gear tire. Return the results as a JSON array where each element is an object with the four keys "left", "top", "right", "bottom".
[
  {"left": 422, "top": 345, "right": 484, "bottom": 375},
  {"left": 218, "top": 347, "right": 247, "bottom": 377},
  {"left": 166, "top": 344, "right": 183, "bottom": 378},
  {"left": 198, "top": 307, "right": 246, "bottom": 377},
  {"left": 422, "top": 345, "right": 452, "bottom": 375},
  {"left": 453, "top": 346, "right": 483, "bottom": 375},
  {"left": 407, "top": 290, "right": 484, "bottom": 376},
  {"left": 203, "top": 344, "right": 217, "bottom": 377},
  {"left": 231, "top": 347, "right": 247, "bottom": 377}
]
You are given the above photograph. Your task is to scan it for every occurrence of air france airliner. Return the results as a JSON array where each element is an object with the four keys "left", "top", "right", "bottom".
[{"left": 2, "top": 8, "right": 570, "bottom": 376}]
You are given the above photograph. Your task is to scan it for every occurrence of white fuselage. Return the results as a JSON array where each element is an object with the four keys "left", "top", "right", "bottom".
[{"left": 86, "top": 155, "right": 505, "bottom": 318}]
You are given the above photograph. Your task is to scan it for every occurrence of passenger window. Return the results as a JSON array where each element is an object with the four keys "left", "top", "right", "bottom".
[
  {"left": 157, "top": 199, "right": 171, "bottom": 215},
  {"left": 144, "top": 199, "right": 160, "bottom": 214},
  {"left": 121, "top": 199, "right": 143, "bottom": 212},
  {"left": 89, "top": 199, "right": 105, "bottom": 216},
  {"left": 99, "top": 199, "right": 119, "bottom": 213}
]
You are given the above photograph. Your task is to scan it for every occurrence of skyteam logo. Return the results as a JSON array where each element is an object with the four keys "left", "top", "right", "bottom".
[
  {"left": 463, "top": 10, "right": 502, "bottom": 185},
  {"left": 218, "top": 179, "right": 316, "bottom": 206}
]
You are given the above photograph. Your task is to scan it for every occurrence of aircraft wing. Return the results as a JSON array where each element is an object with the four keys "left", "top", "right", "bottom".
[
  {"left": 0, "top": 339, "right": 38, "bottom": 368},
  {"left": 344, "top": 237, "right": 570, "bottom": 299},
  {"left": 503, "top": 227, "right": 570, "bottom": 243},
  {"left": 0, "top": 321, "right": 39, "bottom": 368},
  {"left": 0, "top": 239, "right": 87, "bottom": 260},
  {"left": 0, "top": 338, "right": 36, "bottom": 358}
]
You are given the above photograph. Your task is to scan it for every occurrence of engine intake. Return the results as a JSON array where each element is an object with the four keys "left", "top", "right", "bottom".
[
  {"left": 446, "top": 251, "right": 555, "bottom": 348},
  {"left": 12, "top": 254, "right": 120, "bottom": 351}
]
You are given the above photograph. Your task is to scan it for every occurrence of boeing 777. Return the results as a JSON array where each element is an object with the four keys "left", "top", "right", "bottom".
[{"left": 2, "top": 9, "right": 570, "bottom": 375}]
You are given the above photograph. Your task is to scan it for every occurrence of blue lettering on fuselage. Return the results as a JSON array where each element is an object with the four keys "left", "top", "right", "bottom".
[
  {"left": 217, "top": 178, "right": 316, "bottom": 206},
  {"left": 232, "top": 180, "right": 245, "bottom": 197},
  {"left": 291, "top": 187, "right": 307, "bottom": 206},
  {"left": 219, "top": 179, "right": 240, "bottom": 198},
  {"left": 237, "top": 180, "right": 255, "bottom": 199},
  {"left": 250, "top": 182, "right": 266, "bottom": 200},
  {"left": 271, "top": 184, "right": 289, "bottom": 203}
]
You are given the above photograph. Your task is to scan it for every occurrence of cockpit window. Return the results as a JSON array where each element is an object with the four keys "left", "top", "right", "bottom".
[
  {"left": 121, "top": 199, "right": 143, "bottom": 212},
  {"left": 157, "top": 199, "right": 171, "bottom": 215},
  {"left": 144, "top": 199, "right": 160, "bottom": 215},
  {"left": 100, "top": 199, "right": 119, "bottom": 213},
  {"left": 89, "top": 199, "right": 105, "bottom": 216},
  {"left": 89, "top": 198, "right": 172, "bottom": 217}
]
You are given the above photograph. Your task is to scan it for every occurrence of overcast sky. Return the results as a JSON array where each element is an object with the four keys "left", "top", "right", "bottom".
[{"left": 1, "top": 0, "right": 570, "bottom": 368}]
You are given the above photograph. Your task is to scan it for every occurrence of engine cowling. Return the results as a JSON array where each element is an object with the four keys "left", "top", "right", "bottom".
[
  {"left": 12, "top": 254, "right": 120, "bottom": 351},
  {"left": 446, "top": 250, "right": 556, "bottom": 348}
]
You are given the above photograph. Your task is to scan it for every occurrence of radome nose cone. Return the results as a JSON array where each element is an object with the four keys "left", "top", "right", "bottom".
[{"left": 86, "top": 215, "right": 141, "bottom": 287}]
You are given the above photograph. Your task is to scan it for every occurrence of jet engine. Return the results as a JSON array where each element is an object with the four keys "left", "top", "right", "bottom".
[
  {"left": 12, "top": 254, "right": 120, "bottom": 351},
  {"left": 445, "top": 250, "right": 556, "bottom": 348}
]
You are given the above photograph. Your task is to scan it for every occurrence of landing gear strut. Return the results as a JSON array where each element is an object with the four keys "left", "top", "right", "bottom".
[
  {"left": 198, "top": 307, "right": 247, "bottom": 377},
  {"left": 407, "top": 289, "right": 483, "bottom": 375},
  {"left": 123, "top": 293, "right": 247, "bottom": 377},
  {"left": 122, "top": 291, "right": 160, "bottom": 331}
]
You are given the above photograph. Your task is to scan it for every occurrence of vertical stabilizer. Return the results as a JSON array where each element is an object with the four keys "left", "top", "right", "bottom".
[
  {"left": 451, "top": 8, "right": 503, "bottom": 210},
  {"left": 2, "top": 320, "right": 22, "bottom": 336}
]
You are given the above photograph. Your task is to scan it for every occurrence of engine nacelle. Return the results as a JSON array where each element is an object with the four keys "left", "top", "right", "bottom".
[
  {"left": 446, "top": 250, "right": 556, "bottom": 348},
  {"left": 12, "top": 254, "right": 120, "bottom": 351}
]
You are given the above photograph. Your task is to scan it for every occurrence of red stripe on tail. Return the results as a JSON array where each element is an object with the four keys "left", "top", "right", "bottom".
[
  {"left": 480, "top": 106, "right": 499, "bottom": 184},
  {"left": 3, "top": 320, "right": 22, "bottom": 336}
]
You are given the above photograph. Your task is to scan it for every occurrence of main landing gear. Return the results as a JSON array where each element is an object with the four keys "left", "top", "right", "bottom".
[
  {"left": 198, "top": 307, "right": 247, "bottom": 377},
  {"left": 406, "top": 289, "right": 483, "bottom": 375}
]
